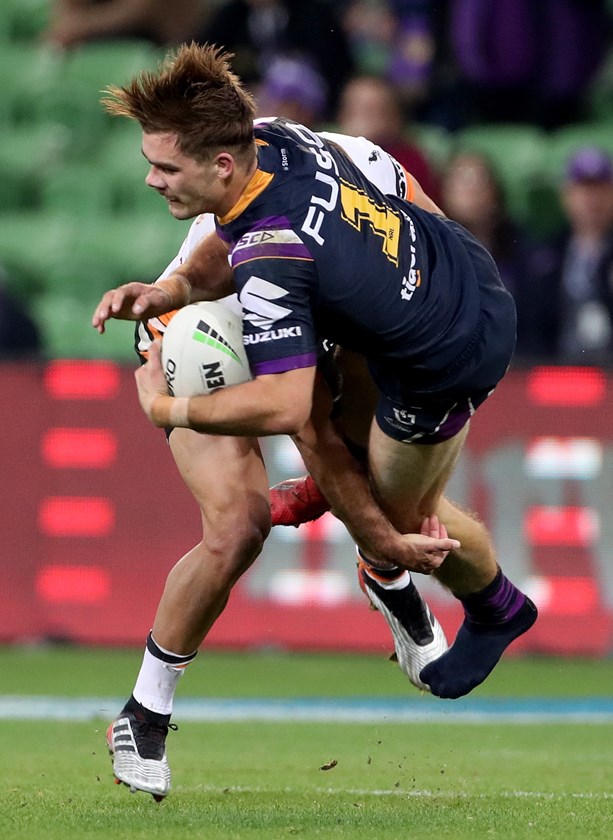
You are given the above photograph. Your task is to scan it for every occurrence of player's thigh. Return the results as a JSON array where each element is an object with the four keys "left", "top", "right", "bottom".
[
  {"left": 169, "top": 428, "right": 270, "bottom": 528},
  {"left": 368, "top": 420, "right": 469, "bottom": 530},
  {"left": 334, "top": 348, "right": 378, "bottom": 447}
]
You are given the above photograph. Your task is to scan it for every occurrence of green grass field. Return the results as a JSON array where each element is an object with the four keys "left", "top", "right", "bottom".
[{"left": 0, "top": 648, "right": 612, "bottom": 839}]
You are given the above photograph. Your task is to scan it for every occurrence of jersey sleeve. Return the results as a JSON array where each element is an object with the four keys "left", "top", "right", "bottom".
[
  {"left": 230, "top": 229, "right": 319, "bottom": 376},
  {"left": 318, "top": 130, "right": 410, "bottom": 200}
]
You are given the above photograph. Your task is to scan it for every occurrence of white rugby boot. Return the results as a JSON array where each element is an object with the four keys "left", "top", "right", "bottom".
[{"left": 358, "top": 559, "right": 448, "bottom": 692}]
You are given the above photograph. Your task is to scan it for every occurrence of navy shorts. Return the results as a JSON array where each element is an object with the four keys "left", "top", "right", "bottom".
[{"left": 372, "top": 221, "right": 516, "bottom": 444}]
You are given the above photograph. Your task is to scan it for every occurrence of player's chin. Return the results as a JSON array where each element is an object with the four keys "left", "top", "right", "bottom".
[{"left": 166, "top": 200, "right": 192, "bottom": 220}]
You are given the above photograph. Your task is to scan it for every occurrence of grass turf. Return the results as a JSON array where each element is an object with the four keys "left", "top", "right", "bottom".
[
  {"left": 0, "top": 649, "right": 612, "bottom": 839},
  {"left": 1, "top": 721, "right": 612, "bottom": 839},
  {"left": 0, "top": 646, "right": 612, "bottom": 697}
]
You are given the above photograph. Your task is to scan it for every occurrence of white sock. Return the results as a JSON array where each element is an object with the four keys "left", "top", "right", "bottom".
[
  {"left": 363, "top": 566, "right": 412, "bottom": 590},
  {"left": 133, "top": 632, "right": 197, "bottom": 716},
  {"left": 358, "top": 548, "right": 412, "bottom": 590}
]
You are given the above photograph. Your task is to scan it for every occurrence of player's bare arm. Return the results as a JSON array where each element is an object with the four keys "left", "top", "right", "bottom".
[
  {"left": 92, "top": 276, "right": 190, "bottom": 333},
  {"left": 92, "top": 232, "right": 234, "bottom": 333},
  {"left": 136, "top": 340, "right": 315, "bottom": 437},
  {"left": 169, "top": 230, "right": 235, "bottom": 302},
  {"left": 409, "top": 174, "right": 446, "bottom": 217}
]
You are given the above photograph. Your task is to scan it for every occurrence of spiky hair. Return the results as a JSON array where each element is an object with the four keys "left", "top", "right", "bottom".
[{"left": 102, "top": 42, "right": 256, "bottom": 160}]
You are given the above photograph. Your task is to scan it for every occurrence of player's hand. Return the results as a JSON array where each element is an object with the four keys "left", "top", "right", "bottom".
[
  {"left": 363, "top": 514, "right": 459, "bottom": 575},
  {"left": 134, "top": 340, "right": 169, "bottom": 422},
  {"left": 92, "top": 283, "right": 174, "bottom": 333}
]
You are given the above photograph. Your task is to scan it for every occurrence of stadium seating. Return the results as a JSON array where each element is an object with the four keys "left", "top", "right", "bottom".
[
  {"left": 0, "top": 0, "right": 49, "bottom": 43},
  {"left": 32, "top": 292, "right": 136, "bottom": 360},
  {"left": 2, "top": 4, "right": 612, "bottom": 359},
  {"left": 545, "top": 122, "right": 613, "bottom": 181},
  {"left": 452, "top": 123, "right": 548, "bottom": 225},
  {"left": 0, "top": 124, "right": 71, "bottom": 211},
  {"left": 0, "top": 43, "right": 62, "bottom": 127}
]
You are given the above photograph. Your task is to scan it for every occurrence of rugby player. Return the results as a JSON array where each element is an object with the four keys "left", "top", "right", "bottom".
[
  {"left": 93, "top": 71, "right": 458, "bottom": 797},
  {"left": 92, "top": 45, "right": 539, "bottom": 797}
]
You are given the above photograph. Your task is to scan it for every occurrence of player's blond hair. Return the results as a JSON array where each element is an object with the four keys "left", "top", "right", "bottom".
[{"left": 102, "top": 42, "right": 256, "bottom": 162}]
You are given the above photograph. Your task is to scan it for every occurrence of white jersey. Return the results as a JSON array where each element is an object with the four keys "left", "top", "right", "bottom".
[{"left": 137, "top": 130, "right": 412, "bottom": 355}]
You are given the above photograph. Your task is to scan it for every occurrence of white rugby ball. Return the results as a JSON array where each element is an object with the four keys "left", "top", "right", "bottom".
[{"left": 161, "top": 301, "right": 251, "bottom": 397}]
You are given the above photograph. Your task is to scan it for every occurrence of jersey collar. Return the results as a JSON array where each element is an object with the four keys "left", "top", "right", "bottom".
[{"left": 217, "top": 142, "right": 274, "bottom": 225}]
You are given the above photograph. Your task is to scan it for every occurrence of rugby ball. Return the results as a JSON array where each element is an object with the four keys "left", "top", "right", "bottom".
[{"left": 161, "top": 301, "right": 251, "bottom": 397}]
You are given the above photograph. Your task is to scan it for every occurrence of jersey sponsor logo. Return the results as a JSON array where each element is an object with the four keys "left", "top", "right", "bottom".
[
  {"left": 390, "top": 156, "right": 408, "bottom": 200},
  {"left": 235, "top": 230, "right": 276, "bottom": 249},
  {"left": 399, "top": 212, "right": 422, "bottom": 300},
  {"left": 244, "top": 326, "right": 302, "bottom": 345},
  {"left": 239, "top": 275, "right": 293, "bottom": 330},
  {"left": 233, "top": 228, "right": 302, "bottom": 251},
  {"left": 392, "top": 408, "right": 416, "bottom": 426}
]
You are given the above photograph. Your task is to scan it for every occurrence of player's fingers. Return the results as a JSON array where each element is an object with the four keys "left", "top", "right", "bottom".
[
  {"left": 110, "top": 286, "right": 131, "bottom": 313},
  {"left": 132, "top": 286, "right": 157, "bottom": 316},
  {"left": 148, "top": 339, "right": 162, "bottom": 366},
  {"left": 93, "top": 290, "right": 115, "bottom": 319},
  {"left": 420, "top": 515, "right": 432, "bottom": 536},
  {"left": 92, "top": 290, "right": 118, "bottom": 331},
  {"left": 428, "top": 513, "right": 440, "bottom": 536}
]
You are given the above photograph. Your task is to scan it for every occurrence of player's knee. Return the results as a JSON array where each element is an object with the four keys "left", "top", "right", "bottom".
[{"left": 201, "top": 506, "right": 270, "bottom": 581}]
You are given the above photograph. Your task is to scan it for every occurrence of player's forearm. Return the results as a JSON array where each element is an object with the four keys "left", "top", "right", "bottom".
[
  {"left": 148, "top": 374, "right": 313, "bottom": 437},
  {"left": 294, "top": 431, "right": 400, "bottom": 566},
  {"left": 149, "top": 392, "right": 302, "bottom": 436},
  {"left": 172, "top": 231, "right": 235, "bottom": 301}
]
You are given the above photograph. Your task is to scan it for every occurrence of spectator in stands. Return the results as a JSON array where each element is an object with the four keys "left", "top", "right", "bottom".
[
  {"left": 521, "top": 147, "right": 613, "bottom": 366},
  {"left": 342, "top": 0, "right": 439, "bottom": 111},
  {"left": 335, "top": 74, "right": 440, "bottom": 202},
  {"left": 439, "top": 150, "right": 538, "bottom": 362},
  {"left": 0, "top": 267, "right": 42, "bottom": 360},
  {"left": 440, "top": 151, "right": 527, "bottom": 300},
  {"left": 200, "top": 0, "right": 354, "bottom": 118},
  {"left": 254, "top": 55, "right": 328, "bottom": 128},
  {"left": 44, "top": 0, "right": 210, "bottom": 49},
  {"left": 447, "top": 0, "right": 611, "bottom": 129}
]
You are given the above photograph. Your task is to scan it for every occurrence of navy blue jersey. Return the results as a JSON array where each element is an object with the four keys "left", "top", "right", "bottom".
[{"left": 217, "top": 119, "right": 514, "bottom": 397}]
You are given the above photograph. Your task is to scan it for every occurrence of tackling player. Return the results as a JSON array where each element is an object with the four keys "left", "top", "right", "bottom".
[
  {"left": 94, "top": 110, "right": 456, "bottom": 798},
  {"left": 93, "top": 44, "right": 538, "bottom": 797}
]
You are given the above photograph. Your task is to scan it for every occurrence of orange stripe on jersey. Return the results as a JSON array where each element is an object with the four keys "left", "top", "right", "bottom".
[
  {"left": 403, "top": 167, "right": 415, "bottom": 202},
  {"left": 138, "top": 309, "right": 179, "bottom": 359},
  {"left": 217, "top": 168, "right": 274, "bottom": 225},
  {"left": 157, "top": 310, "right": 179, "bottom": 327}
]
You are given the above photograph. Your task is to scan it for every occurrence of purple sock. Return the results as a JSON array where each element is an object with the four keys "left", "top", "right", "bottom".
[{"left": 461, "top": 569, "right": 525, "bottom": 625}]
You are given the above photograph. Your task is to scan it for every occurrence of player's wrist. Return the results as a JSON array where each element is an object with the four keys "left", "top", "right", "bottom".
[
  {"left": 151, "top": 395, "right": 190, "bottom": 428},
  {"left": 156, "top": 274, "right": 192, "bottom": 310}
]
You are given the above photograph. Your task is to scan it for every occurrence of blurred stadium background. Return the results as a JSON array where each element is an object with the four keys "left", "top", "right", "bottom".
[{"left": 1, "top": 0, "right": 613, "bottom": 660}]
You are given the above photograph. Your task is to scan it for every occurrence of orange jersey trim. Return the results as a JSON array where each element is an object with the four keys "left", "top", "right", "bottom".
[{"left": 217, "top": 168, "right": 274, "bottom": 225}]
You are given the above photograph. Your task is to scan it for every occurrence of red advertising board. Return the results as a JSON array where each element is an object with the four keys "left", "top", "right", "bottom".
[{"left": 1, "top": 361, "right": 612, "bottom": 654}]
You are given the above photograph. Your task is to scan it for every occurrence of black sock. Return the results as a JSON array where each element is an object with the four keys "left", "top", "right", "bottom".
[
  {"left": 357, "top": 548, "right": 403, "bottom": 579},
  {"left": 123, "top": 694, "right": 171, "bottom": 727}
]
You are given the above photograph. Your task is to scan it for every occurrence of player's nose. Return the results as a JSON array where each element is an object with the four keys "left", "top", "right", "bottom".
[{"left": 145, "top": 166, "right": 165, "bottom": 190}]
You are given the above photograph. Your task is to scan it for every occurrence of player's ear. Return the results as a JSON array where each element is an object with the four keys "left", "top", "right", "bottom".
[{"left": 215, "top": 152, "right": 235, "bottom": 181}]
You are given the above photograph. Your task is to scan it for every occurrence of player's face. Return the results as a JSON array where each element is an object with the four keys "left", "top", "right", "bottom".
[{"left": 142, "top": 132, "right": 221, "bottom": 219}]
